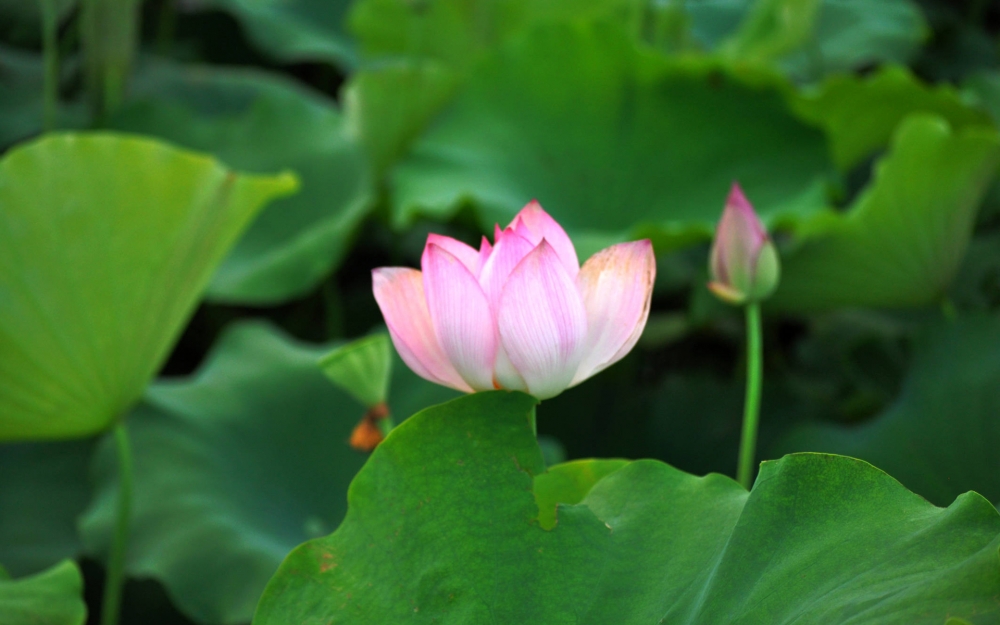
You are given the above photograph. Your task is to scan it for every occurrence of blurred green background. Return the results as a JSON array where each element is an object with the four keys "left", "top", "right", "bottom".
[{"left": 2, "top": 0, "right": 1000, "bottom": 623}]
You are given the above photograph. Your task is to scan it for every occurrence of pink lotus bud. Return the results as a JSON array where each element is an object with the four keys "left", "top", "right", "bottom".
[
  {"left": 373, "top": 201, "right": 656, "bottom": 400},
  {"left": 708, "top": 183, "right": 781, "bottom": 305}
]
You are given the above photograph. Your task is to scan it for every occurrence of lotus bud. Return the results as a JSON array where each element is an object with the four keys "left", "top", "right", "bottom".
[
  {"left": 708, "top": 183, "right": 780, "bottom": 305},
  {"left": 372, "top": 201, "right": 656, "bottom": 400}
]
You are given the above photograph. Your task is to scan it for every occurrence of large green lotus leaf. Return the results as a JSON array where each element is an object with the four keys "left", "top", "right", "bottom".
[
  {"left": 343, "top": 2, "right": 648, "bottom": 181},
  {"left": 350, "top": 0, "right": 504, "bottom": 65},
  {"left": 391, "top": 21, "right": 833, "bottom": 252},
  {"left": 792, "top": 65, "right": 992, "bottom": 171},
  {"left": 191, "top": 0, "right": 355, "bottom": 67},
  {"left": 777, "top": 0, "right": 927, "bottom": 81},
  {"left": 341, "top": 60, "right": 460, "bottom": 179},
  {"left": 349, "top": 0, "right": 634, "bottom": 67},
  {"left": 79, "top": 322, "right": 457, "bottom": 625},
  {"left": 774, "top": 315, "right": 1000, "bottom": 507},
  {"left": 770, "top": 114, "right": 1000, "bottom": 312},
  {"left": 684, "top": 0, "right": 745, "bottom": 49},
  {"left": 0, "top": 560, "right": 86, "bottom": 625},
  {"left": 718, "top": 0, "right": 821, "bottom": 64},
  {"left": 0, "top": 438, "right": 95, "bottom": 576},
  {"left": 111, "top": 61, "right": 372, "bottom": 304},
  {"left": 0, "top": 133, "right": 296, "bottom": 441},
  {"left": 254, "top": 391, "right": 1000, "bottom": 624},
  {"left": 686, "top": 0, "right": 926, "bottom": 81}
]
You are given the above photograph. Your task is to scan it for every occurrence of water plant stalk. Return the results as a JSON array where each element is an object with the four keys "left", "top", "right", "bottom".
[
  {"left": 736, "top": 303, "right": 763, "bottom": 489},
  {"left": 80, "top": 0, "right": 140, "bottom": 122},
  {"left": 101, "top": 422, "right": 134, "bottom": 625},
  {"left": 40, "top": 0, "right": 58, "bottom": 131}
]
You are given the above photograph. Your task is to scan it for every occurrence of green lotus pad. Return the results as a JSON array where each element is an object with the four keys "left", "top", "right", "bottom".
[
  {"left": 771, "top": 114, "right": 1000, "bottom": 312},
  {"left": 390, "top": 21, "right": 834, "bottom": 253},
  {"left": 713, "top": 0, "right": 927, "bottom": 81},
  {"left": 191, "top": 0, "right": 356, "bottom": 67},
  {"left": 341, "top": 60, "right": 460, "bottom": 178},
  {"left": 0, "top": 133, "right": 296, "bottom": 441},
  {"left": 255, "top": 391, "right": 1000, "bottom": 624},
  {"left": 80, "top": 322, "right": 457, "bottom": 625},
  {"left": 792, "top": 65, "right": 992, "bottom": 170},
  {"left": 349, "top": 0, "right": 637, "bottom": 68}
]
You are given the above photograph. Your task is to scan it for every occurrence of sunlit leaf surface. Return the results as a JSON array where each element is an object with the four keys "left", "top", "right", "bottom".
[{"left": 0, "top": 133, "right": 296, "bottom": 441}]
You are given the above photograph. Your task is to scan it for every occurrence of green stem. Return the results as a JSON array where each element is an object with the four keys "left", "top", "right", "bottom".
[
  {"left": 101, "top": 422, "right": 133, "bottom": 625},
  {"left": 40, "top": 0, "right": 59, "bottom": 131},
  {"left": 736, "top": 303, "right": 763, "bottom": 490},
  {"left": 528, "top": 405, "right": 537, "bottom": 438},
  {"left": 80, "top": 0, "right": 140, "bottom": 122}
]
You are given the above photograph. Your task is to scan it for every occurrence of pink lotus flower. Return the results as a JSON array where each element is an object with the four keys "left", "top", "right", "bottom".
[
  {"left": 708, "top": 183, "right": 780, "bottom": 305},
  {"left": 373, "top": 201, "right": 655, "bottom": 399}
]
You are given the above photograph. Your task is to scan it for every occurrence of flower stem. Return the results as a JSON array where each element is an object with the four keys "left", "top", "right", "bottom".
[
  {"left": 80, "top": 0, "right": 139, "bottom": 122},
  {"left": 101, "top": 422, "right": 133, "bottom": 625},
  {"left": 528, "top": 405, "right": 537, "bottom": 438},
  {"left": 736, "top": 303, "right": 763, "bottom": 490},
  {"left": 40, "top": 0, "right": 59, "bottom": 131}
]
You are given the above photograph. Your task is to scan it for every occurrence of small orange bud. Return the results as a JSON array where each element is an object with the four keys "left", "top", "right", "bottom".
[{"left": 349, "top": 403, "right": 390, "bottom": 452}]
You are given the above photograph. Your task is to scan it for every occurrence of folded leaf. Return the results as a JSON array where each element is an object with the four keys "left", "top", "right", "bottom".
[
  {"left": 771, "top": 114, "right": 1000, "bottom": 312},
  {"left": 0, "top": 560, "right": 86, "bottom": 625},
  {"left": 189, "top": 0, "right": 356, "bottom": 67}
]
